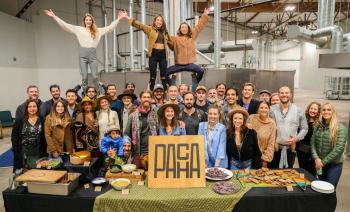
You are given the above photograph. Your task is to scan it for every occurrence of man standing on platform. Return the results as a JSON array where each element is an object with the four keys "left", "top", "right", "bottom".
[
  {"left": 270, "top": 86, "right": 308, "bottom": 169},
  {"left": 40, "top": 84, "right": 66, "bottom": 118},
  {"left": 179, "top": 92, "right": 207, "bottom": 135},
  {"left": 238, "top": 82, "right": 260, "bottom": 115},
  {"left": 124, "top": 90, "right": 158, "bottom": 170}
]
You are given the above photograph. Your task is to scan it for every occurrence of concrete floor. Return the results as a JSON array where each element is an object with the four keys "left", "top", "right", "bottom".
[{"left": 0, "top": 88, "right": 349, "bottom": 212}]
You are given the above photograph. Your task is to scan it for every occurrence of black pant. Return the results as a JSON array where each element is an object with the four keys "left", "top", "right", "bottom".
[
  {"left": 149, "top": 49, "right": 168, "bottom": 90},
  {"left": 296, "top": 150, "right": 316, "bottom": 176},
  {"left": 269, "top": 148, "right": 296, "bottom": 169}
]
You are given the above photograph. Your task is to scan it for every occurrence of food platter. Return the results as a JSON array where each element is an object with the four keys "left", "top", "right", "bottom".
[
  {"left": 212, "top": 181, "right": 241, "bottom": 195},
  {"left": 36, "top": 158, "right": 61, "bottom": 170},
  {"left": 205, "top": 167, "right": 233, "bottom": 181}
]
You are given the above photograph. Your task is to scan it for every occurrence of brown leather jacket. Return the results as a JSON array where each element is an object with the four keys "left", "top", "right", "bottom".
[
  {"left": 129, "top": 18, "right": 172, "bottom": 60},
  {"left": 169, "top": 14, "right": 209, "bottom": 65},
  {"left": 44, "top": 114, "right": 74, "bottom": 154}
]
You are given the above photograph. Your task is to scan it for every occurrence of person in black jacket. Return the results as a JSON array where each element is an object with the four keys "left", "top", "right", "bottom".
[
  {"left": 11, "top": 99, "right": 46, "bottom": 172},
  {"left": 226, "top": 108, "right": 262, "bottom": 170},
  {"left": 15, "top": 85, "right": 43, "bottom": 120},
  {"left": 40, "top": 84, "right": 66, "bottom": 118},
  {"left": 237, "top": 82, "right": 260, "bottom": 115}
]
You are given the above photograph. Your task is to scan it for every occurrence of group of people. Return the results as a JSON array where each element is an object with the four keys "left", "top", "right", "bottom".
[
  {"left": 9, "top": 8, "right": 347, "bottom": 189},
  {"left": 44, "top": 8, "right": 210, "bottom": 94},
  {"left": 11, "top": 80, "right": 347, "bottom": 188}
]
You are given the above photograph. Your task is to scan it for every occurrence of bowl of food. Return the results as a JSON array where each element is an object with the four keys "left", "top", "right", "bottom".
[
  {"left": 110, "top": 178, "right": 131, "bottom": 191},
  {"left": 36, "top": 158, "right": 61, "bottom": 169},
  {"left": 122, "top": 164, "right": 137, "bottom": 173},
  {"left": 70, "top": 151, "right": 91, "bottom": 165},
  {"left": 91, "top": 177, "right": 107, "bottom": 186},
  {"left": 110, "top": 164, "right": 122, "bottom": 173}
]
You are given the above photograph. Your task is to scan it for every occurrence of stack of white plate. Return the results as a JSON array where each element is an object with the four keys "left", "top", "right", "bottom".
[{"left": 311, "top": 180, "right": 335, "bottom": 194}]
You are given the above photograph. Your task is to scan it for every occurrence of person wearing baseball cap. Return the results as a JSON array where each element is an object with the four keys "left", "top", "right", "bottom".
[
  {"left": 152, "top": 84, "right": 165, "bottom": 109},
  {"left": 195, "top": 85, "right": 209, "bottom": 113},
  {"left": 259, "top": 90, "right": 271, "bottom": 103}
]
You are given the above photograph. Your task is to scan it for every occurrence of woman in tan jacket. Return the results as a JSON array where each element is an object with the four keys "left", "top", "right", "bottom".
[
  {"left": 248, "top": 101, "right": 276, "bottom": 167},
  {"left": 45, "top": 100, "right": 74, "bottom": 158},
  {"left": 120, "top": 12, "right": 171, "bottom": 91},
  {"left": 167, "top": 8, "right": 210, "bottom": 92}
]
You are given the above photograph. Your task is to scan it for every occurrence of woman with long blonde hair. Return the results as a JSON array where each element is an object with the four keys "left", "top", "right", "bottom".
[
  {"left": 311, "top": 103, "right": 347, "bottom": 188},
  {"left": 44, "top": 9, "right": 125, "bottom": 94}
]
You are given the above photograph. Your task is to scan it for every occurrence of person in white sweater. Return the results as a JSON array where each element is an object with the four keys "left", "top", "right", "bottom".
[
  {"left": 44, "top": 9, "right": 125, "bottom": 94},
  {"left": 96, "top": 95, "right": 120, "bottom": 141}
]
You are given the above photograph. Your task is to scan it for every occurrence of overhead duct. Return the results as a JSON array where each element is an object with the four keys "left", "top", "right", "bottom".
[
  {"left": 196, "top": 40, "right": 255, "bottom": 53},
  {"left": 287, "top": 0, "right": 343, "bottom": 53}
]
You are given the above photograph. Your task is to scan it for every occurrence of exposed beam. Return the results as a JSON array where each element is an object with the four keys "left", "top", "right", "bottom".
[{"left": 246, "top": 12, "right": 260, "bottom": 24}]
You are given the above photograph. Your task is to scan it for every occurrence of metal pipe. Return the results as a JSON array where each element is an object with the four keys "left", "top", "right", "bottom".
[
  {"left": 141, "top": 0, "right": 146, "bottom": 69},
  {"left": 180, "top": 0, "right": 187, "bottom": 22},
  {"left": 196, "top": 40, "right": 255, "bottom": 53},
  {"left": 187, "top": 0, "right": 193, "bottom": 25},
  {"left": 129, "top": 0, "right": 134, "bottom": 70},
  {"left": 163, "top": 0, "right": 170, "bottom": 29},
  {"left": 318, "top": 0, "right": 335, "bottom": 29},
  {"left": 343, "top": 33, "right": 350, "bottom": 52},
  {"left": 101, "top": 0, "right": 109, "bottom": 72},
  {"left": 287, "top": 25, "right": 343, "bottom": 52},
  {"left": 112, "top": 0, "right": 117, "bottom": 69},
  {"left": 195, "top": 49, "right": 214, "bottom": 64},
  {"left": 214, "top": 0, "right": 221, "bottom": 68}
]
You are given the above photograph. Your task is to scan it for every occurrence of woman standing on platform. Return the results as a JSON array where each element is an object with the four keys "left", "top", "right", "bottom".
[
  {"left": 157, "top": 103, "right": 186, "bottom": 136},
  {"left": 226, "top": 109, "right": 262, "bottom": 170},
  {"left": 11, "top": 99, "right": 45, "bottom": 171},
  {"left": 296, "top": 102, "right": 321, "bottom": 176},
  {"left": 198, "top": 105, "right": 227, "bottom": 168},
  {"left": 247, "top": 101, "right": 276, "bottom": 168},
  {"left": 45, "top": 100, "right": 74, "bottom": 159},
  {"left": 120, "top": 12, "right": 171, "bottom": 91},
  {"left": 44, "top": 9, "right": 124, "bottom": 95},
  {"left": 311, "top": 103, "right": 347, "bottom": 188},
  {"left": 166, "top": 8, "right": 210, "bottom": 92}
]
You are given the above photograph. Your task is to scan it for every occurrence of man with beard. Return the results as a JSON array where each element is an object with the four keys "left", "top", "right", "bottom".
[
  {"left": 221, "top": 87, "right": 244, "bottom": 125},
  {"left": 15, "top": 85, "right": 43, "bottom": 120},
  {"left": 106, "top": 84, "right": 123, "bottom": 117},
  {"left": 207, "top": 88, "right": 218, "bottom": 106},
  {"left": 152, "top": 84, "right": 165, "bottom": 110},
  {"left": 40, "top": 84, "right": 66, "bottom": 118},
  {"left": 179, "top": 92, "right": 207, "bottom": 135},
  {"left": 270, "top": 86, "right": 308, "bottom": 169},
  {"left": 259, "top": 90, "right": 271, "bottom": 103},
  {"left": 66, "top": 89, "right": 78, "bottom": 118},
  {"left": 195, "top": 86, "right": 209, "bottom": 113},
  {"left": 216, "top": 83, "right": 226, "bottom": 106},
  {"left": 237, "top": 82, "right": 260, "bottom": 115},
  {"left": 124, "top": 90, "right": 158, "bottom": 170},
  {"left": 125, "top": 82, "right": 140, "bottom": 106}
]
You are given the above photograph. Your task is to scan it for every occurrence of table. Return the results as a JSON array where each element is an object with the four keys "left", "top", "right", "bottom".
[{"left": 2, "top": 169, "right": 337, "bottom": 212}]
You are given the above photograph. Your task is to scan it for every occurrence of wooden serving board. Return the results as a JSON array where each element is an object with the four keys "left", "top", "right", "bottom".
[
  {"left": 233, "top": 169, "right": 310, "bottom": 188},
  {"left": 105, "top": 169, "right": 145, "bottom": 182},
  {"left": 16, "top": 169, "right": 67, "bottom": 184}
]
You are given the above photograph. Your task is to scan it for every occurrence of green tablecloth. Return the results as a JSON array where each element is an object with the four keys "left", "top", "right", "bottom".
[{"left": 93, "top": 178, "right": 251, "bottom": 212}]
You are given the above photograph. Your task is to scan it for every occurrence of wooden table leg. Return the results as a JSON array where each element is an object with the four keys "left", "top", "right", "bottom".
[{"left": 0, "top": 124, "right": 3, "bottom": 139}]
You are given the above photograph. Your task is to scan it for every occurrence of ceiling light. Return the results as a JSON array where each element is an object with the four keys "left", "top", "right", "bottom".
[
  {"left": 285, "top": 5, "right": 296, "bottom": 12},
  {"left": 210, "top": 6, "right": 214, "bottom": 12},
  {"left": 251, "top": 30, "right": 259, "bottom": 34}
]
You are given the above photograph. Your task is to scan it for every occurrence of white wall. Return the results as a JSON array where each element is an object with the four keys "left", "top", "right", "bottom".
[{"left": 0, "top": 12, "right": 38, "bottom": 115}]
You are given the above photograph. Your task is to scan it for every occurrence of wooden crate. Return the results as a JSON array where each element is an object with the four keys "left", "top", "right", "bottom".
[{"left": 105, "top": 169, "right": 146, "bottom": 182}]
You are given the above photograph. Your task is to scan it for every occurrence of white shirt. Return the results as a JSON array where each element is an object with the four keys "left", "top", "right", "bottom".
[{"left": 53, "top": 15, "right": 120, "bottom": 48}]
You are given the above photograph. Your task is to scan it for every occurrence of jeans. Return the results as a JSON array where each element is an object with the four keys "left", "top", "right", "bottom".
[
  {"left": 269, "top": 147, "right": 296, "bottom": 169},
  {"left": 318, "top": 163, "right": 343, "bottom": 188},
  {"left": 149, "top": 49, "right": 168, "bottom": 91},
  {"left": 166, "top": 64, "right": 204, "bottom": 91},
  {"left": 230, "top": 159, "right": 252, "bottom": 170},
  {"left": 79, "top": 48, "right": 100, "bottom": 94}
]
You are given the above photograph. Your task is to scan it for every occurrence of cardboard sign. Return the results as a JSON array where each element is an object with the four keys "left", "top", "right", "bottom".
[{"left": 148, "top": 135, "right": 205, "bottom": 188}]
